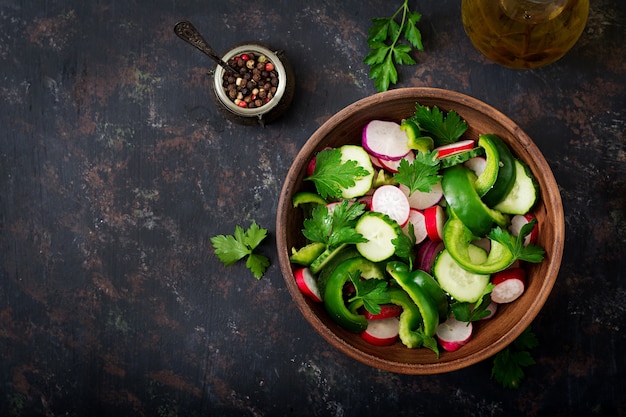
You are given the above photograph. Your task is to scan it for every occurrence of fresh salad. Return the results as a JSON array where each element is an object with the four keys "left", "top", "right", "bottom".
[{"left": 289, "top": 102, "right": 545, "bottom": 357}]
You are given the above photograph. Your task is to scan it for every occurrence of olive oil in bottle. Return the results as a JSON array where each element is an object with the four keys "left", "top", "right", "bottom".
[{"left": 461, "top": 0, "right": 589, "bottom": 69}]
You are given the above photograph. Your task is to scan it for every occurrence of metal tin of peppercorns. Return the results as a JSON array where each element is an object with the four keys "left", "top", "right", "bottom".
[{"left": 211, "top": 43, "right": 294, "bottom": 126}]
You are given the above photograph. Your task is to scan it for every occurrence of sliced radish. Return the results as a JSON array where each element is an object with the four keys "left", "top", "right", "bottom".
[
  {"left": 362, "top": 120, "right": 412, "bottom": 161},
  {"left": 436, "top": 316, "right": 473, "bottom": 352},
  {"left": 378, "top": 151, "right": 415, "bottom": 173},
  {"left": 398, "top": 182, "right": 443, "bottom": 210},
  {"left": 361, "top": 304, "right": 403, "bottom": 320},
  {"left": 371, "top": 185, "right": 411, "bottom": 227},
  {"left": 491, "top": 267, "right": 526, "bottom": 304},
  {"left": 508, "top": 213, "right": 538, "bottom": 246},
  {"left": 434, "top": 139, "right": 475, "bottom": 158},
  {"left": 369, "top": 153, "right": 385, "bottom": 169},
  {"left": 294, "top": 267, "right": 323, "bottom": 302},
  {"left": 464, "top": 156, "right": 487, "bottom": 176},
  {"left": 416, "top": 239, "right": 445, "bottom": 272},
  {"left": 424, "top": 205, "right": 447, "bottom": 242},
  {"left": 402, "top": 208, "right": 428, "bottom": 244},
  {"left": 360, "top": 317, "right": 400, "bottom": 346}
]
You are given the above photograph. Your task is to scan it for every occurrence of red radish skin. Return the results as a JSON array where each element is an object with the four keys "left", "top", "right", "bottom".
[
  {"left": 403, "top": 209, "right": 428, "bottom": 244},
  {"left": 434, "top": 140, "right": 475, "bottom": 158},
  {"left": 294, "top": 267, "right": 323, "bottom": 303},
  {"left": 362, "top": 120, "right": 412, "bottom": 161},
  {"left": 417, "top": 239, "right": 445, "bottom": 272},
  {"left": 360, "top": 317, "right": 400, "bottom": 346},
  {"left": 491, "top": 268, "right": 526, "bottom": 304},
  {"left": 424, "top": 205, "right": 447, "bottom": 242},
  {"left": 436, "top": 316, "right": 473, "bottom": 352},
  {"left": 464, "top": 156, "right": 487, "bottom": 176},
  {"left": 371, "top": 185, "right": 411, "bottom": 227},
  {"left": 357, "top": 195, "right": 373, "bottom": 210},
  {"left": 509, "top": 213, "right": 538, "bottom": 246},
  {"left": 398, "top": 182, "right": 444, "bottom": 210},
  {"left": 306, "top": 157, "right": 316, "bottom": 177},
  {"left": 378, "top": 151, "right": 415, "bottom": 173},
  {"left": 361, "top": 304, "right": 403, "bottom": 320}
]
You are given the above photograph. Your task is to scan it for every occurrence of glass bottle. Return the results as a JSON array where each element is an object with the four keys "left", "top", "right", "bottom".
[{"left": 461, "top": 0, "right": 589, "bottom": 69}]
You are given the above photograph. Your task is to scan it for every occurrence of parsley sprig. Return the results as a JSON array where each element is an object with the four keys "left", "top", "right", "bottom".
[
  {"left": 302, "top": 200, "right": 367, "bottom": 250},
  {"left": 210, "top": 221, "right": 270, "bottom": 280},
  {"left": 305, "top": 148, "right": 370, "bottom": 200},
  {"left": 409, "top": 104, "right": 469, "bottom": 146},
  {"left": 347, "top": 271, "right": 391, "bottom": 315},
  {"left": 488, "top": 219, "right": 545, "bottom": 263},
  {"left": 393, "top": 150, "right": 441, "bottom": 195},
  {"left": 492, "top": 326, "right": 539, "bottom": 388},
  {"left": 364, "top": 0, "right": 424, "bottom": 92}
]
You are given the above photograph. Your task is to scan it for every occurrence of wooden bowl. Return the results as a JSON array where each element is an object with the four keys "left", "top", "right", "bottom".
[{"left": 276, "top": 87, "right": 564, "bottom": 374}]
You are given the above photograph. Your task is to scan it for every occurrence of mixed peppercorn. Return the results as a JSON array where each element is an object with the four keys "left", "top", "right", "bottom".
[{"left": 222, "top": 52, "right": 279, "bottom": 109}]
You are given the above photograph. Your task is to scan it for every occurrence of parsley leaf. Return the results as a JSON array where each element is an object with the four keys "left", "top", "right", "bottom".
[
  {"left": 409, "top": 104, "right": 468, "bottom": 146},
  {"left": 451, "top": 293, "right": 494, "bottom": 322},
  {"left": 347, "top": 271, "right": 391, "bottom": 314},
  {"left": 492, "top": 326, "right": 539, "bottom": 388},
  {"left": 488, "top": 220, "right": 545, "bottom": 264},
  {"left": 302, "top": 201, "right": 367, "bottom": 250},
  {"left": 364, "top": 0, "right": 424, "bottom": 92},
  {"left": 211, "top": 221, "right": 270, "bottom": 280},
  {"left": 305, "top": 148, "right": 370, "bottom": 200},
  {"left": 393, "top": 221, "right": 416, "bottom": 269},
  {"left": 393, "top": 150, "right": 441, "bottom": 195}
]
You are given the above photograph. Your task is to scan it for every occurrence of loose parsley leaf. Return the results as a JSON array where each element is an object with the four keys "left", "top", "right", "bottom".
[
  {"left": 488, "top": 220, "right": 545, "bottom": 264},
  {"left": 492, "top": 327, "right": 539, "bottom": 388},
  {"left": 364, "top": 0, "right": 423, "bottom": 92},
  {"left": 394, "top": 150, "right": 441, "bottom": 195},
  {"left": 302, "top": 201, "right": 367, "bottom": 250},
  {"left": 409, "top": 104, "right": 468, "bottom": 146},
  {"left": 305, "top": 148, "right": 370, "bottom": 199},
  {"left": 347, "top": 271, "right": 391, "bottom": 314},
  {"left": 211, "top": 221, "right": 270, "bottom": 280}
]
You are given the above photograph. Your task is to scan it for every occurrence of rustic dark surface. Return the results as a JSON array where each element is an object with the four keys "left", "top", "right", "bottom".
[{"left": 1, "top": 1, "right": 625, "bottom": 416}]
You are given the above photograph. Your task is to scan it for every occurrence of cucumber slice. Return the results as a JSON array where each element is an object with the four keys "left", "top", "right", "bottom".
[
  {"left": 290, "top": 241, "right": 326, "bottom": 266},
  {"left": 432, "top": 249, "right": 491, "bottom": 303},
  {"left": 494, "top": 159, "right": 539, "bottom": 215},
  {"left": 355, "top": 212, "right": 402, "bottom": 262},
  {"left": 338, "top": 145, "right": 375, "bottom": 199},
  {"left": 439, "top": 147, "right": 485, "bottom": 169}
]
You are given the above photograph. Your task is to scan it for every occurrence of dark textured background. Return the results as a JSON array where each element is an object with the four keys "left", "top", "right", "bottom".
[{"left": 1, "top": 1, "right": 624, "bottom": 416}]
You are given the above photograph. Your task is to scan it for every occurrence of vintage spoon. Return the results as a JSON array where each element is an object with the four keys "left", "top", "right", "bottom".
[{"left": 174, "top": 21, "right": 239, "bottom": 77}]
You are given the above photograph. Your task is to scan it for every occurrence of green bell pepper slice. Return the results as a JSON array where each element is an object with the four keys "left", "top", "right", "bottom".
[
  {"left": 385, "top": 261, "right": 440, "bottom": 338},
  {"left": 442, "top": 164, "right": 510, "bottom": 236},
  {"left": 443, "top": 217, "right": 515, "bottom": 274},
  {"left": 323, "top": 257, "right": 374, "bottom": 333},
  {"left": 348, "top": 286, "right": 438, "bottom": 355},
  {"left": 480, "top": 134, "right": 517, "bottom": 207}
]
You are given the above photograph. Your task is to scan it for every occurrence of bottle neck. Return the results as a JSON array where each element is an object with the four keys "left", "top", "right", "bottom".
[{"left": 500, "top": 0, "right": 568, "bottom": 23}]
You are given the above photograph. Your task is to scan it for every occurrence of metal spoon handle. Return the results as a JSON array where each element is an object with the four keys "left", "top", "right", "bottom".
[{"left": 174, "top": 21, "right": 238, "bottom": 76}]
